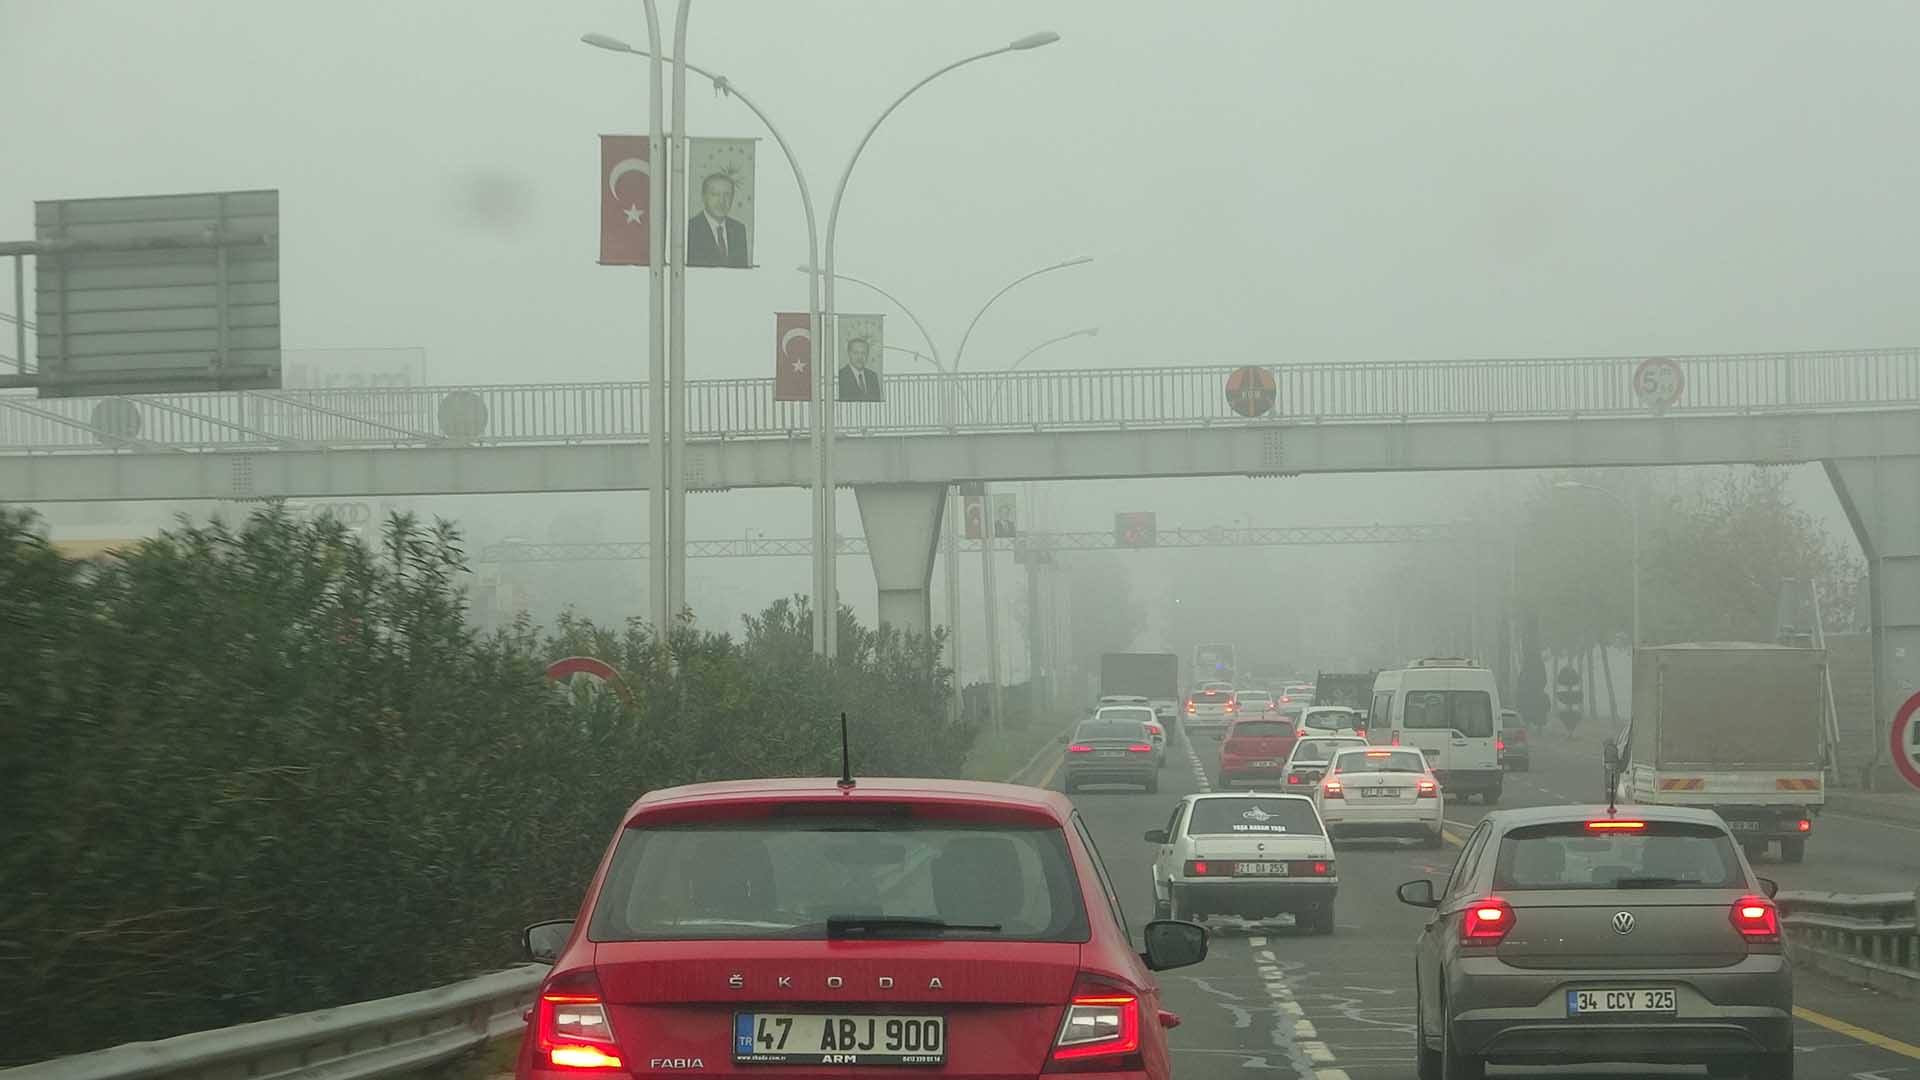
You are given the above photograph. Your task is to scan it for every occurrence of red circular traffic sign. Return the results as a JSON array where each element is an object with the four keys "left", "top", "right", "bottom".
[
  {"left": 1226, "top": 366, "right": 1277, "bottom": 417},
  {"left": 1632, "top": 357, "right": 1685, "bottom": 411},
  {"left": 1892, "top": 690, "right": 1920, "bottom": 790},
  {"left": 545, "top": 655, "right": 635, "bottom": 707}
]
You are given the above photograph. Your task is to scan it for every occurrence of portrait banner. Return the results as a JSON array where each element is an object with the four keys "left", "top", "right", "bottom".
[
  {"left": 963, "top": 495, "right": 985, "bottom": 540},
  {"left": 992, "top": 493, "right": 1017, "bottom": 537},
  {"left": 835, "top": 313, "right": 885, "bottom": 402},
  {"left": 683, "top": 137, "right": 756, "bottom": 268}
]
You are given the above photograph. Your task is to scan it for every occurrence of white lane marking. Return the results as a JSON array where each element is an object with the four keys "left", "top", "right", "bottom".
[
  {"left": 1295, "top": 1019, "right": 1317, "bottom": 1038},
  {"left": 1258, "top": 949, "right": 1276, "bottom": 962},
  {"left": 1302, "top": 1040, "right": 1334, "bottom": 1063},
  {"left": 1250, "top": 935, "right": 1269, "bottom": 948}
]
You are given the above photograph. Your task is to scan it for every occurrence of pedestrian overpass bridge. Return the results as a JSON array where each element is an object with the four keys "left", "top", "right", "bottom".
[{"left": 6, "top": 348, "right": 1920, "bottom": 766}]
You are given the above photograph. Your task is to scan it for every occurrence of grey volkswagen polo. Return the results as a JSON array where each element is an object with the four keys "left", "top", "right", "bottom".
[{"left": 1397, "top": 805, "right": 1792, "bottom": 1080}]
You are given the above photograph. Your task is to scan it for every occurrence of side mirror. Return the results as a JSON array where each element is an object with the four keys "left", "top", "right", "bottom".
[
  {"left": 1757, "top": 876, "right": 1779, "bottom": 899},
  {"left": 1140, "top": 919, "right": 1208, "bottom": 971},
  {"left": 523, "top": 918, "right": 574, "bottom": 964},
  {"left": 1143, "top": 828, "right": 1168, "bottom": 844},
  {"left": 1396, "top": 879, "right": 1440, "bottom": 909}
]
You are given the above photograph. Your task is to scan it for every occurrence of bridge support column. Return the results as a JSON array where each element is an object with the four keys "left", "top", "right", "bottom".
[
  {"left": 1826, "top": 457, "right": 1920, "bottom": 789},
  {"left": 854, "top": 483, "right": 946, "bottom": 639}
]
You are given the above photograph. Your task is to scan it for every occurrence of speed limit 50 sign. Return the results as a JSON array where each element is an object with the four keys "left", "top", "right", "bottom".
[{"left": 1893, "top": 691, "right": 1920, "bottom": 790}]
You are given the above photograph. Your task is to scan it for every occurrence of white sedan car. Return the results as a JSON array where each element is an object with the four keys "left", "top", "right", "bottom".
[
  {"left": 1314, "top": 747, "right": 1445, "bottom": 848},
  {"left": 1279, "top": 734, "right": 1371, "bottom": 790},
  {"left": 1299, "top": 705, "right": 1366, "bottom": 737},
  {"left": 1143, "top": 792, "right": 1338, "bottom": 933}
]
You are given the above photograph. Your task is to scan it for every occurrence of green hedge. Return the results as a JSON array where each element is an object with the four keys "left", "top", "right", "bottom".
[{"left": 0, "top": 507, "right": 967, "bottom": 1065}]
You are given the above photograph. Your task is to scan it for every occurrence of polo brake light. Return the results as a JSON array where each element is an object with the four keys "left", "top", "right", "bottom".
[
  {"left": 1048, "top": 976, "right": 1141, "bottom": 1069},
  {"left": 1731, "top": 896, "right": 1780, "bottom": 942},
  {"left": 536, "top": 971, "right": 624, "bottom": 1070},
  {"left": 1461, "top": 898, "right": 1514, "bottom": 945}
]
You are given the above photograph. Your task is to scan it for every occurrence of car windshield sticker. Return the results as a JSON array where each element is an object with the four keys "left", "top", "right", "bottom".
[{"left": 1232, "top": 805, "right": 1287, "bottom": 832}]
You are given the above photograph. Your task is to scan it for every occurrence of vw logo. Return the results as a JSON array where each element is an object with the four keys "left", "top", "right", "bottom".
[{"left": 1611, "top": 911, "right": 1636, "bottom": 935}]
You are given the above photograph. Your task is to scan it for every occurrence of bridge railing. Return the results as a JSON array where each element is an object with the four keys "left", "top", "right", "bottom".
[{"left": 4, "top": 349, "right": 1918, "bottom": 453}]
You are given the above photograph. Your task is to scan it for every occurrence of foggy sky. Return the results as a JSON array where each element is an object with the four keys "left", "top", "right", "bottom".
[{"left": 4, "top": 1, "right": 1907, "bottom": 670}]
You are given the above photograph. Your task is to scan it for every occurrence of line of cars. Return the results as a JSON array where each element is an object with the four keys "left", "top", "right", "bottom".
[
  {"left": 1058, "top": 695, "right": 1169, "bottom": 794},
  {"left": 506, "top": 722, "right": 1795, "bottom": 1080}
]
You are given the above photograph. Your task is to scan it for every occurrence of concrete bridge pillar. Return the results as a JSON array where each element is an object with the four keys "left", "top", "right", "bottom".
[
  {"left": 854, "top": 483, "right": 947, "bottom": 639},
  {"left": 1825, "top": 457, "right": 1920, "bottom": 789}
]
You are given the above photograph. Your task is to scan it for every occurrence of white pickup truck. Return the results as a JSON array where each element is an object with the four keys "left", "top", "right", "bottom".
[{"left": 1606, "top": 642, "right": 1827, "bottom": 863}]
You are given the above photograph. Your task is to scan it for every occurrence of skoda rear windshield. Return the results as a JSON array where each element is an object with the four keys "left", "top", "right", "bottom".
[
  {"left": 1493, "top": 821, "right": 1744, "bottom": 891},
  {"left": 589, "top": 819, "right": 1091, "bottom": 942},
  {"left": 1186, "top": 798, "right": 1323, "bottom": 836},
  {"left": 1401, "top": 689, "right": 1495, "bottom": 737}
]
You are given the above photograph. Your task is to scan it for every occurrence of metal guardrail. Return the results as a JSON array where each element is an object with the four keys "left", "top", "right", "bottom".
[
  {"left": 4, "top": 348, "right": 1919, "bottom": 453},
  {"left": 0, "top": 965, "right": 545, "bottom": 1080},
  {"left": 1778, "top": 889, "right": 1920, "bottom": 997}
]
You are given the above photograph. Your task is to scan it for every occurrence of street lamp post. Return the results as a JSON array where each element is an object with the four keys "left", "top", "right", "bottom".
[
  {"left": 814, "top": 256, "right": 1092, "bottom": 723},
  {"left": 1554, "top": 480, "right": 1642, "bottom": 647},
  {"left": 818, "top": 30, "right": 1062, "bottom": 658},
  {"left": 582, "top": 29, "right": 826, "bottom": 648}
]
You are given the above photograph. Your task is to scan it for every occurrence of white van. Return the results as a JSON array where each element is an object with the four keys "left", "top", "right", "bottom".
[{"left": 1366, "top": 658, "right": 1503, "bottom": 803}]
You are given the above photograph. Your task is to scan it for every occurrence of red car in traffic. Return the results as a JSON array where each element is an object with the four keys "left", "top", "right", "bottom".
[
  {"left": 514, "top": 776, "right": 1208, "bottom": 1080},
  {"left": 1218, "top": 717, "right": 1300, "bottom": 789}
]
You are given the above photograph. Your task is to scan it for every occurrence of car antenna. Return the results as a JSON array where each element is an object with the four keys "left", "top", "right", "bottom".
[{"left": 837, "top": 711, "right": 856, "bottom": 790}]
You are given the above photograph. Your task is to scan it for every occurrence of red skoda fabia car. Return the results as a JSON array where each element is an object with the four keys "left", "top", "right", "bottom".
[{"left": 516, "top": 777, "right": 1208, "bottom": 1080}]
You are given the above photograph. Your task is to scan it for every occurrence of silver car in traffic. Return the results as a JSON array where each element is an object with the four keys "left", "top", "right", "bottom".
[{"left": 1397, "top": 805, "right": 1791, "bottom": 1080}]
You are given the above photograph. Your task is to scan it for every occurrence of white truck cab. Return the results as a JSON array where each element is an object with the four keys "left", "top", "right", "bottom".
[{"left": 1367, "top": 658, "right": 1504, "bottom": 804}]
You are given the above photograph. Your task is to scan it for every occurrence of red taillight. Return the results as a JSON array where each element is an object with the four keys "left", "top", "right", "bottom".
[
  {"left": 1184, "top": 859, "right": 1214, "bottom": 876},
  {"left": 1186, "top": 701, "right": 1196, "bottom": 714},
  {"left": 1226, "top": 702, "right": 1237, "bottom": 713},
  {"left": 1585, "top": 819, "right": 1647, "bottom": 831},
  {"left": 1145, "top": 723, "right": 1163, "bottom": 736},
  {"left": 1287, "top": 860, "right": 1334, "bottom": 876},
  {"left": 1049, "top": 977, "right": 1141, "bottom": 1067},
  {"left": 1731, "top": 896, "right": 1780, "bottom": 942},
  {"left": 1390, "top": 731, "right": 1401, "bottom": 746},
  {"left": 1287, "top": 774, "right": 1302, "bottom": 784},
  {"left": 536, "top": 972, "right": 624, "bottom": 1070},
  {"left": 1128, "top": 744, "right": 1153, "bottom": 753},
  {"left": 1067, "top": 744, "right": 1092, "bottom": 753},
  {"left": 1796, "top": 819, "right": 1811, "bottom": 832},
  {"left": 1461, "top": 898, "right": 1514, "bottom": 945},
  {"left": 1322, "top": 779, "right": 1344, "bottom": 799},
  {"left": 1416, "top": 778, "right": 1438, "bottom": 798},
  {"left": 1496, "top": 738, "right": 1505, "bottom": 751}
]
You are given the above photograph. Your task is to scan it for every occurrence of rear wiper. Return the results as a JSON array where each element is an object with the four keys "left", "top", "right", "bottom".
[
  {"left": 1613, "top": 876, "right": 1695, "bottom": 889},
  {"left": 824, "top": 915, "right": 1002, "bottom": 938}
]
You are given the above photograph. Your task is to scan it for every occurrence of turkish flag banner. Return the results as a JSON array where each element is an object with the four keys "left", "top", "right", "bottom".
[
  {"left": 600, "top": 135, "right": 651, "bottom": 265},
  {"left": 774, "top": 312, "right": 812, "bottom": 401}
]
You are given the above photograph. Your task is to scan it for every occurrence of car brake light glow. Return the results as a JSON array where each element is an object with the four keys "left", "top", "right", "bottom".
[
  {"left": 1797, "top": 819, "right": 1811, "bottom": 832},
  {"left": 536, "top": 974, "right": 624, "bottom": 1070},
  {"left": 1186, "top": 701, "right": 1196, "bottom": 714},
  {"left": 1730, "top": 895, "right": 1780, "bottom": 942},
  {"left": 1286, "top": 859, "right": 1334, "bottom": 876},
  {"left": 1128, "top": 744, "right": 1153, "bottom": 753},
  {"left": 1585, "top": 820, "right": 1647, "bottom": 831},
  {"left": 1184, "top": 860, "right": 1214, "bottom": 876},
  {"left": 1365, "top": 750, "right": 1391, "bottom": 758},
  {"left": 1050, "top": 978, "right": 1141, "bottom": 1066},
  {"left": 1067, "top": 744, "right": 1092, "bottom": 753},
  {"left": 1390, "top": 731, "right": 1400, "bottom": 746},
  {"left": 1461, "top": 898, "right": 1514, "bottom": 945},
  {"left": 1322, "top": 779, "right": 1344, "bottom": 799},
  {"left": 1287, "top": 774, "right": 1302, "bottom": 784},
  {"left": 1416, "top": 778, "right": 1438, "bottom": 798},
  {"left": 1496, "top": 738, "right": 1505, "bottom": 751}
]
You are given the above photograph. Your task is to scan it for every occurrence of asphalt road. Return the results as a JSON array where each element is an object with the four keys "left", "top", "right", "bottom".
[{"left": 1049, "top": 721, "right": 1920, "bottom": 1080}]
